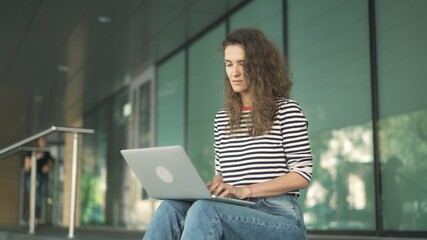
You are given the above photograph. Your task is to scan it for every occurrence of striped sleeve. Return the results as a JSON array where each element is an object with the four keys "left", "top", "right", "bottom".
[
  {"left": 214, "top": 113, "right": 222, "bottom": 175},
  {"left": 278, "top": 99, "right": 313, "bottom": 182}
]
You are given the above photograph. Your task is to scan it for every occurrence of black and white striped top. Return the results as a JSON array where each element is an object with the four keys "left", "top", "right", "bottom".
[{"left": 214, "top": 98, "right": 313, "bottom": 194}]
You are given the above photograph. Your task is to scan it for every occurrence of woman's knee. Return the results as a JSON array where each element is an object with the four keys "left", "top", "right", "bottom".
[
  {"left": 186, "top": 200, "right": 217, "bottom": 219},
  {"left": 157, "top": 200, "right": 191, "bottom": 215}
]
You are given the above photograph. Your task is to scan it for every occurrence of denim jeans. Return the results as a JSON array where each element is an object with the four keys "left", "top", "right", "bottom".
[
  {"left": 26, "top": 175, "right": 47, "bottom": 220},
  {"left": 143, "top": 194, "right": 306, "bottom": 240}
]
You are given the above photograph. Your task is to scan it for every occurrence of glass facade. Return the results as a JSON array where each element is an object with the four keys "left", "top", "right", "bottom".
[
  {"left": 376, "top": 0, "right": 427, "bottom": 231},
  {"left": 81, "top": 0, "right": 427, "bottom": 237},
  {"left": 81, "top": 105, "right": 108, "bottom": 225},
  {"left": 82, "top": 89, "right": 129, "bottom": 226},
  {"left": 187, "top": 24, "right": 226, "bottom": 182},
  {"left": 287, "top": 0, "right": 374, "bottom": 230},
  {"left": 156, "top": 51, "right": 186, "bottom": 147},
  {"left": 229, "top": 0, "right": 284, "bottom": 52}
]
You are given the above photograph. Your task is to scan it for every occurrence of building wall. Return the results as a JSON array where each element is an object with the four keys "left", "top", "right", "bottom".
[
  {"left": 0, "top": 156, "right": 20, "bottom": 225},
  {"left": 77, "top": 0, "right": 427, "bottom": 238},
  {"left": 0, "top": 87, "right": 26, "bottom": 224}
]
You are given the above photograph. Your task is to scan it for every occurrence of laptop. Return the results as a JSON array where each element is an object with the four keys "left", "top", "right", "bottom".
[{"left": 120, "top": 145, "right": 255, "bottom": 206}]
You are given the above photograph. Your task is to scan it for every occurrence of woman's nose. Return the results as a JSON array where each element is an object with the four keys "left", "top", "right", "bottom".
[{"left": 232, "top": 66, "right": 241, "bottom": 76}]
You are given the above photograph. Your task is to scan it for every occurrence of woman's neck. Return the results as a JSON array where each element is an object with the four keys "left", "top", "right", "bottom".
[{"left": 240, "top": 93, "right": 252, "bottom": 107}]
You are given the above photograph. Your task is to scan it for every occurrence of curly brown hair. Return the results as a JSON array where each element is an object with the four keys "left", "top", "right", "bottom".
[{"left": 222, "top": 28, "right": 292, "bottom": 136}]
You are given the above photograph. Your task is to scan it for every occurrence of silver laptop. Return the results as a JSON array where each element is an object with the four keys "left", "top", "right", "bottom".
[{"left": 120, "top": 145, "right": 255, "bottom": 206}]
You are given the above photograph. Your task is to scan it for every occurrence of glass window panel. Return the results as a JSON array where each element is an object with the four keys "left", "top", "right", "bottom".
[
  {"left": 229, "top": 0, "right": 283, "bottom": 52},
  {"left": 376, "top": 0, "right": 427, "bottom": 231},
  {"left": 188, "top": 23, "right": 226, "bottom": 182},
  {"left": 82, "top": 89, "right": 129, "bottom": 226},
  {"left": 156, "top": 51, "right": 185, "bottom": 147},
  {"left": 108, "top": 89, "right": 129, "bottom": 225},
  {"left": 82, "top": 104, "right": 109, "bottom": 225},
  {"left": 288, "top": 0, "right": 374, "bottom": 230}
]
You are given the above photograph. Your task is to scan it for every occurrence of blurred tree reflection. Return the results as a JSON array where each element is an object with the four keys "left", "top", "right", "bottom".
[
  {"left": 303, "top": 123, "right": 375, "bottom": 230},
  {"left": 380, "top": 109, "right": 427, "bottom": 230},
  {"left": 302, "top": 109, "right": 427, "bottom": 231}
]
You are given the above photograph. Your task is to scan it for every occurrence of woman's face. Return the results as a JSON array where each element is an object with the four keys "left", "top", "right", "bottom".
[
  {"left": 224, "top": 44, "right": 249, "bottom": 95},
  {"left": 38, "top": 137, "right": 47, "bottom": 147}
]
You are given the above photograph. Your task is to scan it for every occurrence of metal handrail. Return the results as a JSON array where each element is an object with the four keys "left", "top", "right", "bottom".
[
  {"left": 0, "top": 146, "right": 50, "bottom": 160},
  {"left": 0, "top": 126, "right": 94, "bottom": 238},
  {"left": 0, "top": 126, "right": 94, "bottom": 158}
]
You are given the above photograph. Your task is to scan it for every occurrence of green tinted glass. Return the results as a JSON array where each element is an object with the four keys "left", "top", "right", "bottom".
[
  {"left": 376, "top": 0, "right": 427, "bottom": 231},
  {"left": 156, "top": 51, "right": 185, "bottom": 147},
  {"left": 187, "top": 23, "right": 226, "bottom": 182},
  {"left": 288, "top": 0, "right": 374, "bottom": 230}
]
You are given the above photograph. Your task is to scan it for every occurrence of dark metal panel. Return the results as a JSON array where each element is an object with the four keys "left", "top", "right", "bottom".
[{"left": 0, "top": 0, "right": 40, "bottom": 84}]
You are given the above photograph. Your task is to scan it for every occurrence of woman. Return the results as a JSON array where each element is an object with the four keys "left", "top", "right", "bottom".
[
  {"left": 143, "top": 28, "right": 313, "bottom": 240},
  {"left": 24, "top": 136, "right": 54, "bottom": 227}
]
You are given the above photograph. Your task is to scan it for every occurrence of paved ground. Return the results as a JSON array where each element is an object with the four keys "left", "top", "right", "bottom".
[
  {"left": 0, "top": 225, "right": 143, "bottom": 240},
  {"left": 1, "top": 225, "right": 425, "bottom": 240}
]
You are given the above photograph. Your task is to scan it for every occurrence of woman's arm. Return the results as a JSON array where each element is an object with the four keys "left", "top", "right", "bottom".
[
  {"left": 208, "top": 172, "right": 308, "bottom": 199},
  {"left": 244, "top": 172, "right": 309, "bottom": 198}
]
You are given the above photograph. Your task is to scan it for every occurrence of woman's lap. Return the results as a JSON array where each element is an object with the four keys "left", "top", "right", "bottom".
[{"left": 144, "top": 195, "right": 306, "bottom": 240}]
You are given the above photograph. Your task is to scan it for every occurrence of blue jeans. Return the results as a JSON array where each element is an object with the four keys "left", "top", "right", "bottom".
[
  {"left": 143, "top": 194, "right": 306, "bottom": 240},
  {"left": 26, "top": 175, "right": 47, "bottom": 220}
]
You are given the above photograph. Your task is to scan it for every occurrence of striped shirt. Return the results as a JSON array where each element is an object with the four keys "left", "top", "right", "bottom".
[{"left": 214, "top": 98, "right": 313, "bottom": 195}]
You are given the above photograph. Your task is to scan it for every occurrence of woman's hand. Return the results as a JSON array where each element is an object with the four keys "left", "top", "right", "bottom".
[
  {"left": 24, "top": 157, "right": 31, "bottom": 171},
  {"left": 206, "top": 175, "right": 250, "bottom": 199},
  {"left": 205, "top": 172, "right": 309, "bottom": 200}
]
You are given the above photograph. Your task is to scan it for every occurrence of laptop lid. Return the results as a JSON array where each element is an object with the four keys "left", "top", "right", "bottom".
[
  {"left": 121, "top": 145, "right": 213, "bottom": 200},
  {"left": 120, "top": 145, "right": 255, "bottom": 206}
]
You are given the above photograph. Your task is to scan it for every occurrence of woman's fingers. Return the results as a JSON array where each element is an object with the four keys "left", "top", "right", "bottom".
[
  {"left": 219, "top": 188, "right": 231, "bottom": 198},
  {"left": 207, "top": 181, "right": 221, "bottom": 194},
  {"left": 213, "top": 183, "right": 234, "bottom": 198},
  {"left": 208, "top": 181, "right": 242, "bottom": 198}
]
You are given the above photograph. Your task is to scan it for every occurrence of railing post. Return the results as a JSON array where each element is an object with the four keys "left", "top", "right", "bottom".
[
  {"left": 29, "top": 151, "right": 37, "bottom": 234},
  {"left": 68, "top": 132, "right": 79, "bottom": 239},
  {"left": 0, "top": 126, "right": 94, "bottom": 239}
]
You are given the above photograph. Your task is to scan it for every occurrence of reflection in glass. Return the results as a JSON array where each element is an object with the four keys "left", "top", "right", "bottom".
[
  {"left": 81, "top": 90, "right": 130, "bottom": 226},
  {"left": 288, "top": 0, "right": 373, "bottom": 230},
  {"left": 302, "top": 124, "right": 375, "bottom": 230},
  {"left": 380, "top": 110, "right": 427, "bottom": 230},
  {"left": 187, "top": 24, "right": 225, "bottom": 182},
  {"left": 139, "top": 82, "right": 151, "bottom": 148},
  {"left": 376, "top": 0, "right": 427, "bottom": 231},
  {"left": 156, "top": 51, "right": 185, "bottom": 147},
  {"left": 81, "top": 105, "right": 108, "bottom": 224}
]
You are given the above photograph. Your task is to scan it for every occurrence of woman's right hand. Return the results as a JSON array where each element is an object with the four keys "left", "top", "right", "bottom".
[
  {"left": 206, "top": 175, "right": 251, "bottom": 199},
  {"left": 24, "top": 157, "right": 31, "bottom": 171},
  {"left": 206, "top": 175, "right": 223, "bottom": 194}
]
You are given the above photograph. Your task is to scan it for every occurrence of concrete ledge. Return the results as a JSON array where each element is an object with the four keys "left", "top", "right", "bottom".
[{"left": 308, "top": 234, "right": 424, "bottom": 240}]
